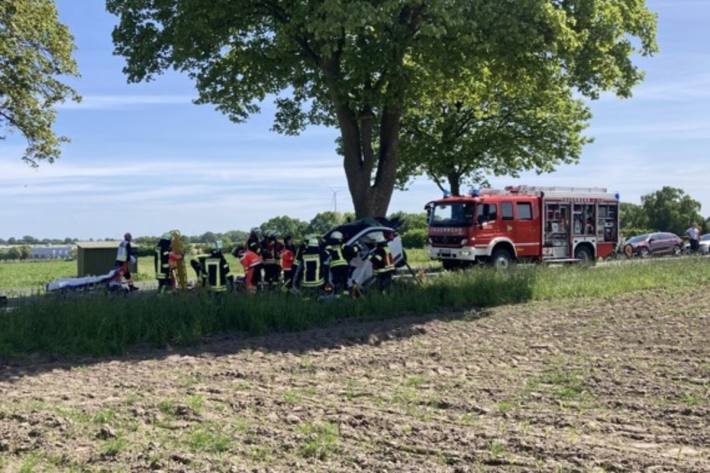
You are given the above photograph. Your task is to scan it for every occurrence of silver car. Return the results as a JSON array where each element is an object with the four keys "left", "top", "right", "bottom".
[{"left": 685, "top": 233, "right": 710, "bottom": 254}]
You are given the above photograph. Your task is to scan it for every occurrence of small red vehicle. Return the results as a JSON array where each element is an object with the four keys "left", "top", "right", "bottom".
[{"left": 425, "top": 186, "right": 620, "bottom": 269}]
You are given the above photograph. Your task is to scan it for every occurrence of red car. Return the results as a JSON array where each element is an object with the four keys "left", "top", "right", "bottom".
[{"left": 623, "top": 232, "right": 683, "bottom": 258}]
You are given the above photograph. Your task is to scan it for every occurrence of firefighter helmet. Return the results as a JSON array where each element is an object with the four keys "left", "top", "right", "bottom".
[
  {"left": 307, "top": 236, "right": 320, "bottom": 248},
  {"left": 330, "top": 231, "right": 344, "bottom": 242}
]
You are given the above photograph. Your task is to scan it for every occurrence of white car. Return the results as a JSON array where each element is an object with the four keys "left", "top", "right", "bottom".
[{"left": 324, "top": 219, "right": 406, "bottom": 290}]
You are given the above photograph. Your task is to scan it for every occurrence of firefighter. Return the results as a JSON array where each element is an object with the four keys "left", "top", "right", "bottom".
[
  {"left": 203, "top": 241, "right": 232, "bottom": 293},
  {"left": 261, "top": 231, "right": 283, "bottom": 286},
  {"left": 281, "top": 235, "right": 296, "bottom": 287},
  {"left": 154, "top": 233, "right": 172, "bottom": 292},
  {"left": 292, "top": 235, "right": 327, "bottom": 293},
  {"left": 169, "top": 231, "right": 188, "bottom": 290},
  {"left": 234, "top": 239, "right": 263, "bottom": 289},
  {"left": 247, "top": 228, "right": 262, "bottom": 254},
  {"left": 114, "top": 232, "right": 138, "bottom": 291},
  {"left": 370, "top": 234, "right": 395, "bottom": 292},
  {"left": 325, "top": 231, "right": 349, "bottom": 295},
  {"left": 238, "top": 240, "right": 263, "bottom": 293}
]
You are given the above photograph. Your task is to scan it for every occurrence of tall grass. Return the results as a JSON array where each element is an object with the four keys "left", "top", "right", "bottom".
[{"left": 1, "top": 259, "right": 707, "bottom": 358}]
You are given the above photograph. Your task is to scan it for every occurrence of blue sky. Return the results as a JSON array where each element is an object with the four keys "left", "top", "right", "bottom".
[{"left": 1, "top": 0, "right": 709, "bottom": 239}]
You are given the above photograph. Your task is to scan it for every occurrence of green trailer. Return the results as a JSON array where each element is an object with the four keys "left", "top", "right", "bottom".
[{"left": 76, "top": 241, "right": 138, "bottom": 277}]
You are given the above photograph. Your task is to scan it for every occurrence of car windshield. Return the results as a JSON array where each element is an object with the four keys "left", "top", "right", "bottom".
[
  {"left": 429, "top": 203, "right": 475, "bottom": 227},
  {"left": 626, "top": 234, "right": 649, "bottom": 244},
  {"left": 702, "top": 234, "right": 710, "bottom": 241}
]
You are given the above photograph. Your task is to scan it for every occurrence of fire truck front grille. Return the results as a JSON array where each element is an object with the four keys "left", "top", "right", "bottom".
[{"left": 430, "top": 235, "right": 464, "bottom": 247}]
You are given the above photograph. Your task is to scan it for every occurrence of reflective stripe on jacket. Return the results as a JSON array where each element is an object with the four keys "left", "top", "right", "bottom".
[
  {"left": 326, "top": 245, "right": 348, "bottom": 268},
  {"left": 302, "top": 253, "right": 324, "bottom": 287}
]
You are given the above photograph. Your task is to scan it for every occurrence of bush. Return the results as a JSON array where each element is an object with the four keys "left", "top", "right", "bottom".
[
  {"left": 620, "top": 227, "right": 653, "bottom": 239},
  {"left": 4, "top": 259, "right": 709, "bottom": 359},
  {"left": 401, "top": 229, "right": 427, "bottom": 249}
]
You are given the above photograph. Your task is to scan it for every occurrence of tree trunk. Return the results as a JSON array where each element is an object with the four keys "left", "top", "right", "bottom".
[
  {"left": 337, "top": 105, "right": 401, "bottom": 219},
  {"left": 447, "top": 173, "right": 461, "bottom": 197}
]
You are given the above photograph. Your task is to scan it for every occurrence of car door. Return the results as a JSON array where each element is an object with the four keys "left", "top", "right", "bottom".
[
  {"left": 475, "top": 202, "right": 500, "bottom": 244},
  {"left": 655, "top": 233, "right": 673, "bottom": 254},
  {"left": 648, "top": 233, "right": 662, "bottom": 254}
]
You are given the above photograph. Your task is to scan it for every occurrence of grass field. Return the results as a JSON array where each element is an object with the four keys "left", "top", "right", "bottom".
[
  {"left": 0, "top": 278, "right": 708, "bottom": 472},
  {"left": 1, "top": 258, "right": 708, "bottom": 358},
  {"left": 0, "top": 250, "right": 436, "bottom": 293}
]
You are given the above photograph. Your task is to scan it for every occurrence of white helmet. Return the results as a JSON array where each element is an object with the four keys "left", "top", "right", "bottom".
[
  {"left": 307, "top": 236, "right": 320, "bottom": 248},
  {"left": 330, "top": 231, "right": 344, "bottom": 242}
]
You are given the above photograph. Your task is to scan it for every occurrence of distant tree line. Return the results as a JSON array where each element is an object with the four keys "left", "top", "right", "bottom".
[
  {"left": 2, "top": 211, "right": 429, "bottom": 262},
  {"left": 6, "top": 186, "right": 705, "bottom": 261},
  {"left": 620, "top": 187, "right": 709, "bottom": 238},
  {"left": 0, "top": 236, "right": 78, "bottom": 246}
]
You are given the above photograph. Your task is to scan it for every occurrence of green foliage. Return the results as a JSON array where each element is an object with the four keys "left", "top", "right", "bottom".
[
  {"left": 399, "top": 71, "right": 592, "bottom": 195},
  {"left": 0, "top": 0, "right": 80, "bottom": 164},
  {"left": 106, "top": 0, "right": 657, "bottom": 217},
  {"left": 0, "top": 245, "right": 31, "bottom": 261},
  {"left": 620, "top": 227, "right": 653, "bottom": 240},
  {"left": 533, "top": 368, "right": 588, "bottom": 400},
  {"left": 641, "top": 187, "right": 703, "bottom": 236},
  {"left": 2, "top": 259, "right": 708, "bottom": 359},
  {"left": 620, "top": 202, "right": 650, "bottom": 230},
  {"left": 307, "top": 211, "right": 346, "bottom": 236},
  {"left": 92, "top": 409, "right": 117, "bottom": 424},
  {"left": 388, "top": 212, "right": 428, "bottom": 233},
  {"left": 401, "top": 229, "right": 427, "bottom": 249},
  {"left": 260, "top": 216, "right": 309, "bottom": 240},
  {"left": 99, "top": 437, "right": 127, "bottom": 457},
  {"left": 187, "top": 427, "right": 231, "bottom": 453},
  {"left": 298, "top": 421, "right": 339, "bottom": 460}
]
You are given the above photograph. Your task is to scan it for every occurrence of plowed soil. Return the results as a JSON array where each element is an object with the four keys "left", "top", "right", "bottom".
[{"left": 1, "top": 288, "right": 708, "bottom": 472}]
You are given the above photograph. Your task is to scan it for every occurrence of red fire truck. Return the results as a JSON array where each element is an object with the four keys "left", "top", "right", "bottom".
[{"left": 425, "top": 186, "right": 620, "bottom": 269}]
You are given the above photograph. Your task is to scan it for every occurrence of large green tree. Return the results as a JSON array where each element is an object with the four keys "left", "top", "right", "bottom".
[
  {"left": 399, "top": 72, "right": 591, "bottom": 196},
  {"left": 107, "top": 0, "right": 656, "bottom": 217},
  {"left": 0, "top": 0, "right": 80, "bottom": 165},
  {"left": 306, "top": 211, "right": 346, "bottom": 235},
  {"left": 620, "top": 202, "right": 649, "bottom": 229},
  {"left": 641, "top": 187, "right": 703, "bottom": 236},
  {"left": 260, "top": 215, "right": 309, "bottom": 240}
]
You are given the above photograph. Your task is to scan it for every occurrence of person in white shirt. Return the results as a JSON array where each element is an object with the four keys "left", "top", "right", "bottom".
[{"left": 687, "top": 223, "right": 700, "bottom": 253}]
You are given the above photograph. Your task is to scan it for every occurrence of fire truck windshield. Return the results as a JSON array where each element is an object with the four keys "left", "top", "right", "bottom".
[{"left": 429, "top": 203, "right": 475, "bottom": 227}]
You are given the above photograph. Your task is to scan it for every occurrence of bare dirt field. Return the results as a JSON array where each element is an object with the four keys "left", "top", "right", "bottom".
[{"left": 1, "top": 287, "right": 708, "bottom": 472}]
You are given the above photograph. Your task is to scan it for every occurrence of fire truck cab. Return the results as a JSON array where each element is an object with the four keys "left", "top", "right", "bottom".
[{"left": 426, "top": 186, "right": 620, "bottom": 269}]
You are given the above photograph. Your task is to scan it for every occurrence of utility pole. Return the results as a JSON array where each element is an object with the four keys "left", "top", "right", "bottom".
[{"left": 329, "top": 187, "right": 342, "bottom": 213}]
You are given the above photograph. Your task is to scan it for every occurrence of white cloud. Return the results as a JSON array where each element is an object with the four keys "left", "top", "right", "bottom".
[
  {"left": 589, "top": 119, "right": 710, "bottom": 139},
  {"left": 630, "top": 73, "right": 710, "bottom": 102},
  {"left": 58, "top": 94, "right": 195, "bottom": 110}
]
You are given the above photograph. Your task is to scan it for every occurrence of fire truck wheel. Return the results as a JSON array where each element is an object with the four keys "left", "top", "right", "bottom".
[
  {"left": 574, "top": 245, "right": 595, "bottom": 265},
  {"left": 490, "top": 248, "right": 514, "bottom": 269}
]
